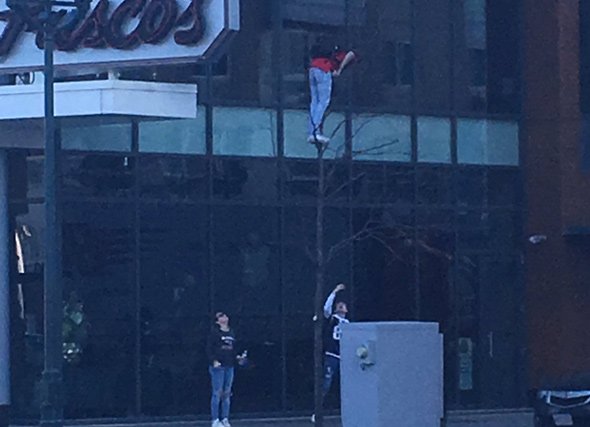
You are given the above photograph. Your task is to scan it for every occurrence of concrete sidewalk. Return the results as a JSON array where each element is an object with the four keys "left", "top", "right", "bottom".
[
  {"left": 56, "top": 418, "right": 341, "bottom": 427},
  {"left": 10, "top": 409, "right": 535, "bottom": 427}
]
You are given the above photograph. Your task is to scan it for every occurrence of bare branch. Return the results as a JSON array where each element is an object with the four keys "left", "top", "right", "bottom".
[
  {"left": 327, "top": 117, "right": 346, "bottom": 140},
  {"left": 413, "top": 237, "right": 453, "bottom": 261},
  {"left": 326, "top": 172, "right": 366, "bottom": 200},
  {"left": 327, "top": 218, "right": 396, "bottom": 262},
  {"left": 351, "top": 139, "right": 400, "bottom": 158},
  {"left": 327, "top": 221, "right": 372, "bottom": 262},
  {"left": 366, "top": 232, "right": 405, "bottom": 263},
  {"left": 349, "top": 114, "right": 375, "bottom": 138}
]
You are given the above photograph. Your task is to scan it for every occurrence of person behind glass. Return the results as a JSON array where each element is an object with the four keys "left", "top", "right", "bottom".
[
  {"left": 207, "top": 312, "right": 246, "bottom": 427},
  {"left": 308, "top": 42, "right": 356, "bottom": 144},
  {"left": 311, "top": 283, "right": 349, "bottom": 423}
]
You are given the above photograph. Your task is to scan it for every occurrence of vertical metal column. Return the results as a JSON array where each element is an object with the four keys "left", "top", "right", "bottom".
[
  {"left": 0, "top": 151, "right": 10, "bottom": 426},
  {"left": 40, "top": 14, "right": 63, "bottom": 427}
]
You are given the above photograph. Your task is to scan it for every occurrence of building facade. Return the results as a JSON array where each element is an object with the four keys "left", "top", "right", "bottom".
[
  {"left": 4, "top": 0, "right": 526, "bottom": 422},
  {"left": 525, "top": 0, "right": 590, "bottom": 392}
]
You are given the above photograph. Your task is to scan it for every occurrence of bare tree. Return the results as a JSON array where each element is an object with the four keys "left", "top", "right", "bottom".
[
  {"left": 306, "top": 116, "right": 456, "bottom": 426},
  {"left": 309, "top": 116, "right": 400, "bottom": 427}
]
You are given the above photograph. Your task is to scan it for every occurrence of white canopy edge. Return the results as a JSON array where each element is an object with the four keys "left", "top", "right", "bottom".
[{"left": 0, "top": 78, "right": 198, "bottom": 120}]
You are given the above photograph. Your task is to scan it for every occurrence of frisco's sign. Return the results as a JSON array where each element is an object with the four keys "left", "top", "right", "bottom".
[{"left": 0, "top": 0, "right": 239, "bottom": 72}]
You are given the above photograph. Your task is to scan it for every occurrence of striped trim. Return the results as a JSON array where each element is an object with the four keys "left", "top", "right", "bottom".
[{"left": 325, "top": 352, "right": 340, "bottom": 359}]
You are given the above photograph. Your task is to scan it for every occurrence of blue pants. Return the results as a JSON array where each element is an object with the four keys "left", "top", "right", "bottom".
[
  {"left": 322, "top": 354, "right": 340, "bottom": 397},
  {"left": 209, "top": 366, "right": 234, "bottom": 421},
  {"left": 309, "top": 67, "right": 333, "bottom": 137}
]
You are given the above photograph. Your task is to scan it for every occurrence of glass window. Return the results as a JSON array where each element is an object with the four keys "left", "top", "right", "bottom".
[
  {"left": 457, "top": 119, "right": 519, "bottom": 165},
  {"left": 139, "top": 108, "right": 205, "bottom": 154},
  {"left": 211, "top": 206, "right": 281, "bottom": 412},
  {"left": 284, "top": 110, "right": 345, "bottom": 159},
  {"left": 463, "top": 0, "right": 487, "bottom": 52},
  {"left": 487, "top": 210, "right": 520, "bottom": 252},
  {"left": 212, "top": 158, "right": 278, "bottom": 202},
  {"left": 62, "top": 154, "right": 135, "bottom": 199},
  {"left": 456, "top": 168, "right": 486, "bottom": 207},
  {"left": 139, "top": 156, "right": 208, "bottom": 201},
  {"left": 353, "top": 208, "right": 415, "bottom": 322},
  {"left": 353, "top": 0, "right": 412, "bottom": 110},
  {"left": 415, "top": 0, "right": 451, "bottom": 111},
  {"left": 281, "top": 29, "right": 311, "bottom": 108},
  {"left": 488, "top": 169, "right": 521, "bottom": 206},
  {"left": 62, "top": 202, "right": 136, "bottom": 418},
  {"left": 417, "top": 225, "right": 453, "bottom": 328},
  {"left": 352, "top": 114, "right": 411, "bottom": 161},
  {"left": 139, "top": 205, "right": 209, "bottom": 416},
  {"left": 8, "top": 150, "right": 44, "bottom": 201},
  {"left": 283, "top": 207, "right": 351, "bottom": 410},
  {"left": 61, "top": 123, "right": 132, "bottom": 152},
  {"left": 352, "top": 164, "right": 385, "bottom": 203},
  {"left": 11, "top": 203, "right": 45, "bottom": 419},
  {"left": 213, "top": 107, "right": 277, "bottom": 157},
  {"left": 477, "top": 256, "right": 523, "bottom": 406},
  {"left": 283, "top": 0, "right": 366, "bottom": 26},
  {"left": 282, "top": 207, "right": 315, "bottom": 411},
  {"left": 212, "top": 0, "right": 272, "bottom": 104},
  {"left": 385, "top": 165, "right": 415, "bottom": 205},
  {"left": 486, "top": 0, "right": 520, "bottom": 114},
  {"left": 454, "top": 0, "right": 487, "bottom": 112},
  {"left": 456, "top": 209, "right": 488, "bottom": 252},
  {"left": 416, "top": 167, "right": 453, "bottom": 205},
  {"left": 283, "top": 160, "right": 319, "bottom": 200},
  {"left": 417, "top": 117, "right": 451, "bottom": 163}
]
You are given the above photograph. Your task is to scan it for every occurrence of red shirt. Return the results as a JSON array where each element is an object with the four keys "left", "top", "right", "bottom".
[{"left": 310, "top": 51, "right": 349, "bottom": 73}]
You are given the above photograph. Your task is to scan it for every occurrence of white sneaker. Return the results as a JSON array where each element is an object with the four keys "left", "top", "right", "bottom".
[
  {"left": 307, "top": 134, "right": 330, "bottom": 144},
  {"left": 212, "top": 420, "right": 223, "bottom": 427},
  {"left": 310, "top": 413, "right": 315, "bottom": 423},
  {"left": 315, "top": 134, "right": 330, "bottom": 143},
  {"left": 221, "top": 419, "right": 231, "bottom": 427}
]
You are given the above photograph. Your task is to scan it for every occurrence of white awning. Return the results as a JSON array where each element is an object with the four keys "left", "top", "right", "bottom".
[{"left": 0, "top": 78, "right": 198, "bottom": 120}]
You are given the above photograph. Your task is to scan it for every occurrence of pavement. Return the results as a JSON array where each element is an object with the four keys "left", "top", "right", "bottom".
[{"left": 58, "top": 417, "right": 342, "bottom": 427}]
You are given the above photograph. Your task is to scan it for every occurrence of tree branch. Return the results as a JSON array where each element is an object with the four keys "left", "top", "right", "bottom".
[
  {"left": 351, "top": 139, "right": 400, "bottom": 158},
  {"left": 326, "top": 172, "right": 366, "bottom": 200}
]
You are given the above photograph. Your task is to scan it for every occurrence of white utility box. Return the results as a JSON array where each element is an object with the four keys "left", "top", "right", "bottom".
[{"left": 340, "top": 321, "right": 444, "bottom": 427}]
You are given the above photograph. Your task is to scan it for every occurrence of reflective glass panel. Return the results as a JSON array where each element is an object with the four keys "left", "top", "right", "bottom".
[
  {"left": 284, "top": 110, "right": 345, "bottom": 159},
  {"left": 213, "top": 107, "right": 277, "bottom": 157},
  {"left": 352, "top": 114, "right": 411, "bottom": 161},
  {"left": 62, "top": 123, "right": 132, "bottom": 152},
  {"left": 417, "top": 117, "right": 451, "bottom": 163},
  {"left": 457, "top": 119, "right": 519, "bottom": 165},
  {"left": 139, "top": 107, "right": 205, "bottom": 154}
]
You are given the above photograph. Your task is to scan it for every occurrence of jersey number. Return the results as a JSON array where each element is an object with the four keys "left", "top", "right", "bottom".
[{"left": 332, "top": 325, "right": 342, "bottom": 341}]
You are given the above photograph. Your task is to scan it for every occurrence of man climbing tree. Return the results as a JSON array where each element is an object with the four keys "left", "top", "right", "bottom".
[{"left": 308, "top": 40, "right": 356, "bottom": 145}]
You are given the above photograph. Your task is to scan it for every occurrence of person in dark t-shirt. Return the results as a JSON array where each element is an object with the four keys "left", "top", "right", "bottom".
[
  {"left": 206, "top": 312, "right": 246, "bottom": 427},
  {"left": 311, "top": 283, "right": 350, "bottom": 423},
  {"left": 321, "top": 283, "right": 349, "bottom": 395}
]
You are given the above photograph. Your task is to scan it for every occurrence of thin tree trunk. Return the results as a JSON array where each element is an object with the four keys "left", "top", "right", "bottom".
[{"left": 313, "top": 145, "right": 326, "bottom": 426}]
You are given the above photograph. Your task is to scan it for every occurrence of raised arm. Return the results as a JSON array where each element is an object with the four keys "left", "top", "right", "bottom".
[
  {"left": 323, "top": 283, "right": 346, "bottom": 318},
  {"left": 338, "top": 51, "right": 356, "bottom": 72},
  {"left": 333, "top": 51, "right": 356, "bottom": 76}
]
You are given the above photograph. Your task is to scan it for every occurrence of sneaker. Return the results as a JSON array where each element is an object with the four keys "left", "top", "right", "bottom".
[
  {"left": 307, "top": 134, "right": 330, "bottom": 144},
  {"left": 212, "top": 420, "right": 222, "bottom": 427},
  {"left": 310, "top": 413, "right": 315, "bottom": 423},
  {"left": 221, "top": 419, "right": 231, "bottom": 427},
  {"left": 315, "top": 134, "right": 330, "bottom": 144}
]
